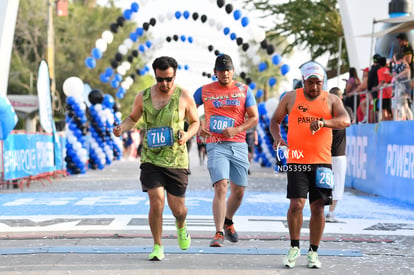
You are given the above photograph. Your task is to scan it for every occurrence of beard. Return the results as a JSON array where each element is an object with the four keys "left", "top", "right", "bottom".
[{"left": 305, "top": 89, "right": 320, "bottom": 99}]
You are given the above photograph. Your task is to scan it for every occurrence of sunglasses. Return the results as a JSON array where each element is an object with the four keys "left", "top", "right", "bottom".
[{"left": 156, "top": 76, "right": 175, "bottom": 82}]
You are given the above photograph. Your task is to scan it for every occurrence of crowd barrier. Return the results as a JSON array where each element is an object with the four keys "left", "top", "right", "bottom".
[
  {"left": 346, "top": 120, "right": 414, "bottom": 205},
  {"left": 345, "top": 77, "right": 414, "bottom": 123},
  {"left": 0, "top": 131, "right": 66, "bottom": 190}
]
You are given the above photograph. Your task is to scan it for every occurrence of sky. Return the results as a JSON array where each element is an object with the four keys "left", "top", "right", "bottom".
[{"left": 96, "top": 0, "right": 312, "bottom": 95}]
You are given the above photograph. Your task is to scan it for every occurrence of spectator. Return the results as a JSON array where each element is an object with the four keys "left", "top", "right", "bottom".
[
  {"left": 367, "top": 54, "right": 382, "bottom": 123},
  {"left": 391, "top": 51, "right": 413, "bottom": 120},
  {"left": 343, "top": 67, "right": 361, "bottom": 114},
  {"left": 326, "top": 87, "right": 354, "bottom": 223},
  {"left": 355, "top": 68, "right": 370, "bottom": 123},
  {"left": 377, "top": 57, "right": 393, "bottom": 121},
  {"left": 122, "top": 130, "right": 133, "bottom": 160}
]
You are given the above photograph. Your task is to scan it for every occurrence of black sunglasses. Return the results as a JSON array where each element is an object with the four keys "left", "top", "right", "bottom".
[{"left": 156, "top": 76, "right": 174, "bottom": 82}]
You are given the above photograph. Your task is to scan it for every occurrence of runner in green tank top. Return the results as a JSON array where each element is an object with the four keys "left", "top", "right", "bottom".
[{"left": 113, "top": 56, "right": 199, "bottom": 261}]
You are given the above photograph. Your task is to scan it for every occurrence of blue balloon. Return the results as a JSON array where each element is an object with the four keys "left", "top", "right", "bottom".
[
  {"left": 136, "top": 27, "right": 144, "bottom": 36},
  {"left": 249, "top": 82, "right": 256, "bottom": 90},
  {"left": 139, "top": 69, "right": 146, "bottom": 75},
  {"left": 100, "top": 73, "right": 110, "bottom": 83},
  {"left": 175, "top": 11, "right": 182, "bottom": 19},
  {"left": 145, "top": 40, "right": 152, "bottom": 48},
  {"left": 258, "top": 102, "right": 267, "bottom": 116},
  {"left": 0, "top": 96, "right": 18, "bottom": 140},
  {"left": 258, "top": 62, "right": 267, "bottom": 72},
  {"left": 105, "top": 67, "right": 114, "bottom": 77},
  {"left": 188, "top": 36, "right": 193, "bottom": 43},
  {"left": 130, "top": 2, "right": 139, "bottom": 12},
  {"left": 180, "top": 35, "right": 186, "bottom": 42},
  {"left": 183, "top": 10, "right": 190, "bottom": 19},
  {"left": 184, "top": 65, "right": 189, "bottom": 70},
  {"left": 268, "top": 77, "right": 277, "bottom": 87},
  {"left": 111, "top": 80, "right": 119, "bottom": 88},
  {"left": 123, "top": 9, "right": 132, "bottom": 20},
  {"left": 103, "top": 94, "right": 115, "bottom": 108},
  {"left": 144, "top": 65, "right": 150, "bottom": 72},
  {"left": 233, "top": 9, "right": 242, "bottom": 20},
  {"left": 223, "top": 27, "right": 230, "bottom": 35},
  {"left": 91, "top": 48, "right": 102, "bottom": 59},
  {"left": 129, "top": 32, "right": 138, "bottom": 42},
  {"left": 272, "top": 54, "right": 281, "bottom": 66},
  {"left": 85, "top": 57, "right": 96, "bottom": 69},
  {"left": 241, "top": 16, "right": 249, "bottom": 27},
  {"left": 230, "top": 32, "right": 237, "bottom": 40},
  {"left": 114, "top": 74, "right": 123, "bottom": 82},
  {"left": 281, "top": 64, "right": 290, "bottom": 75},
  {"left": 116, "top": 87, "right": 126, "bottom": 99},
  {"left": 138, "top": 44, "right": 145, "bottom": 52},
  {"left": 178, "top": 65, "right": 182, "bottom": 70},
  {"left": 256, "top": 89, "right": 264, "bottom": 98}
]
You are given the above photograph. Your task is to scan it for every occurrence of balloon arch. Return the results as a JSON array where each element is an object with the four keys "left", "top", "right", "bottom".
[{"left": 63, "top": 0, "right": 292, "bottom": 173}]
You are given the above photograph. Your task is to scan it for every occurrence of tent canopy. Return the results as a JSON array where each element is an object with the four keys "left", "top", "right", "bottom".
[{"left": 359, "top": 15, "right": 414, "bottom": 38}]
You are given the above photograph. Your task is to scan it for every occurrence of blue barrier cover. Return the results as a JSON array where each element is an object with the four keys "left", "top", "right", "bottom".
[
  {"left": 2, "top": 133, "right": 63, "bottom": 180},
  {"left": 346, "top": 121, "right": 414, "bottom": 205}
]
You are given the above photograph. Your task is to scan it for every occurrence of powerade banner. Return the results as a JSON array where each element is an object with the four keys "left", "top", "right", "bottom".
[
  {"left": 346, "top": 121, "right": 414, "bottom": 205},
  {"left": 2, "top": 133, "right": 65, "bottom": 180}
]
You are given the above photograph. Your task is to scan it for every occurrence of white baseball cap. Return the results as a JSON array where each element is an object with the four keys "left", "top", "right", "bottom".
[{"left": 300, "top": 61, "right": 325, "bottom": 80}]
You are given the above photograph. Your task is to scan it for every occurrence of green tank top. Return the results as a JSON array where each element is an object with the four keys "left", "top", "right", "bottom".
[{"left": 141, "top": 86, "right": 188, "bottom": 169}]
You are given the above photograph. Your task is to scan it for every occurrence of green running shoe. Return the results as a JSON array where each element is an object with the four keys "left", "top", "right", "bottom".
[
  {"left": 148, "top": 244, "right": 164, "bottom": 261},
  {"left": 307, "top": 250, "right": 322, "bottom": 268},
  {"left": 176, "top": 222, "right": 191, "bottom": 250},
  {"left": 283, "top": 247, "right": 300, "bottom": 268}
]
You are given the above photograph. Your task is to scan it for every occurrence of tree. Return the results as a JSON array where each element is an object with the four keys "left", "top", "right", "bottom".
[{"left": 242, "top": 0, "right": 348, "bottom": 77}]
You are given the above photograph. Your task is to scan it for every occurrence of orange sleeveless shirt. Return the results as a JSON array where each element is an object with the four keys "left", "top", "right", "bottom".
[{"left": 287, "top": 88, "right": 332, "bottom": 164}]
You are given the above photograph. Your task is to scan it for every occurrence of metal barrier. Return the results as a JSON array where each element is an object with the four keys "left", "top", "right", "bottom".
[{"left": 344, "top": 78, "right": 414, "bottom": 124}]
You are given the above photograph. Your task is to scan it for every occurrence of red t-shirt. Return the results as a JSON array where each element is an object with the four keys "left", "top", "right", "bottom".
[{"left": 377, "top": 67, "right": 393, "bottom": 99}]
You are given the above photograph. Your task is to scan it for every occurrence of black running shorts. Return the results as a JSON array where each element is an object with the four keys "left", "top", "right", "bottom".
[
  {"left": 286, "top": 163, "right": 333, "bottom": 205},
  {"left": 140, "top": 162, "right": 189, "bottom": 197}
]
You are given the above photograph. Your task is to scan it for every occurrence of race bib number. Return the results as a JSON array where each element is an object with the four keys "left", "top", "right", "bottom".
[
  {"left": 315, "top": 167, "right": 334, "bottom": 189},
  {"left": 147, "top": 127, "right": 174, "bottom": 148},
  {"left": 209, "top": 115, "right": 235, "bottom": 133}
]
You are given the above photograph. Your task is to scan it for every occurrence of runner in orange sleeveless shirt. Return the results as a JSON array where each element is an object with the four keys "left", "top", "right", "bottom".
[{"left": 270, "top": 61, "right": 350, "bottom": 269}]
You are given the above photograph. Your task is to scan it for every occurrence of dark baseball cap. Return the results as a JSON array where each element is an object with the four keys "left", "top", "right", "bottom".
[
  {"left": 373, "top": 54, "right": 382, "bottom": 63},
  {"left": 397, "top": 33, "right": 408, "bottom": 40},
  {"left": 214, "top": 54, "right": 234, "bottom": 71}
]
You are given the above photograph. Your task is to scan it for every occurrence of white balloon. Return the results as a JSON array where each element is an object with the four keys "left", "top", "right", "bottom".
[
  {"left": 216, "top": 22, "right": 223, "bottom": 31},
  {"left": 95, "top": 103, "right": 102, "bottom": 112},
  {"left": 166, "top": 11, "right": 173, "bottom": 20},
  {"left": 252, "top": 55, "right": 261, "bottom": 65},
  {"left": 248, "top": 26, "right": 266, "bottom": 43},
  {"left": 208, "top": 18, "right": 216, "bottom": 27},
  {"left": 118, "top": 44, "right": 128, "bottom": 55},
  {"left": 68, "top": 136, "right": 76, "bottom": 144},
  {"left": 124, "top": 38, "right": 133, "bottom": 49},
  {"left": 125, "top": 76, "right": 134, "bottom": 85},
  {"left": 102, "top": 30, "right": 114, "bottom": 44},
  {"left": 122, "top": 61, "right": 131, "bottom": 71},
  {"left": 121, "top": 81, "right": 130, "bottom": 89},
  {"left": 63, "top": 76, "right": 84, "bottom": 98},
  {"left": 95, "top": 38, "right": 107, "bottom": 52},
  {"left": 158, "top": 13, "right": 165, "bottom": 23},
  {"left": 117, "top": 66, "right": 126, "bottom": 75}
]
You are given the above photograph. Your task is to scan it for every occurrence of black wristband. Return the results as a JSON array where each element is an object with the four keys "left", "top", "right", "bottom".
[{"left": 320, "top": 118, "right": 326, "bottom": 127}]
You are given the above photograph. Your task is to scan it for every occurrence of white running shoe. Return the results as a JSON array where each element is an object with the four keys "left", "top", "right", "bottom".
[
  {"left": 307, "top": 250, "right": 322, "bottom": 268},
  {"left": 283, "top": 247, "right": 300, "bottom": 268}
]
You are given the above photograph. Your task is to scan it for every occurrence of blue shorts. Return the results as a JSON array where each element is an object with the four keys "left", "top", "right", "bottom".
[{"left": 206, "top": 142, "right": 249, "bottom": 187}]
